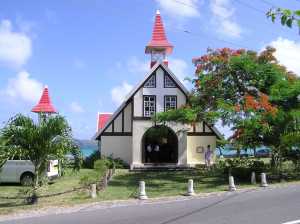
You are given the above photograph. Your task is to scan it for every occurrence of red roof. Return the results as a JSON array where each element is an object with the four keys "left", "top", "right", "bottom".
[
  {"left": 97, "top": 113, "right": 112, "bottom": 131},
  {"left": 145, "top": 10, "right": 173, "bottom": 54},
  {"left": 31, "top": 86, "right": 57, "bottom": 113}
]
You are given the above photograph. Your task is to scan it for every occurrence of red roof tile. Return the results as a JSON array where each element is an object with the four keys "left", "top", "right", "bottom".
[
  {"left": 31, "top": 86, "right": 57, "bottom": 113},
  {"left": 145, "top": 10, "right": 173, "bottom": 54},
  {"left": 97, "top": 113, "right": 112, "bottom": 131}
]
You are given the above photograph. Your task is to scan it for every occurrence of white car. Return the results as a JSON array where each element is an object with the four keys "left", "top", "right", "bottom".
[{"left": 0, "top": 160, "right": 59, "bottom": 186}]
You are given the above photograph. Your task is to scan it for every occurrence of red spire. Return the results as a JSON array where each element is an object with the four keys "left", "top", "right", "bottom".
[
  {"left": 145, "top": 10, "right": 173, "bottom": 54},
  {"left": 31, "top": 86, "right": 57, "bottom": 113}
]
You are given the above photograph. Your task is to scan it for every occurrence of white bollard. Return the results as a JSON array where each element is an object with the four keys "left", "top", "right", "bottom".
[
  {"left": 260, "top": 173, "right": 268, "bottom": 187},
  {"left": 186, "top": 179, "right": 195, "bottom": 196},
  {"left": 138, "top": 181, "right": 148, "bottom": 200},
  {"left": 251, "top": 172, "right": 256, "bottom": 185},
  {"left": 90, "top": 184, "right": 97, "bottom": 199},
  {"left": 228, "top": 176, "right": 236, "bottom": 191}
]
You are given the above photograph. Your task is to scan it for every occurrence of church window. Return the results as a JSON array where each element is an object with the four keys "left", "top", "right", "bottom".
[
  {"left": 164, "top": 74, "right": 176, "bottom": 88},
  {"left": 143, "top": 95, "right": 156, "bottom": 117},
  {"left": 164, "top": 95, "right": 177, "bottom": 111},
  {"left": 144, "top": 75, "right": 156, "bottom": 88}
]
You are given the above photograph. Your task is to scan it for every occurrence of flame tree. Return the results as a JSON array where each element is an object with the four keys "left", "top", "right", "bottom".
[{"left": 157, "top": 47, "right": 300, "bottom": 172}]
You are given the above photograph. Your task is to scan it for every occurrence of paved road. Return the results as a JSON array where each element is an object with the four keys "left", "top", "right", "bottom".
[{"left": 2, "top": 184, "right": 300, "bottom": 224}]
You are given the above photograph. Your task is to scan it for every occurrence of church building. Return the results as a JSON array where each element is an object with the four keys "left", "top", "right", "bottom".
[{"left": 93, "top": 10, "right": 222, "bottom": 169}]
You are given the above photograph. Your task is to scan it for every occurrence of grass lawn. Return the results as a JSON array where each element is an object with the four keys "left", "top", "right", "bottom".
[
  {"left": 2, "top": 166, "right": 300, "bottom": 216},
  {"left": 0, "top": 168, "right": 259, "bottom": 215}
]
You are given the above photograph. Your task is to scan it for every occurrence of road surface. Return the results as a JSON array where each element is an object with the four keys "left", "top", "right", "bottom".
[{"left": 2, "top": 184, "right": 300, "bottom": 224}]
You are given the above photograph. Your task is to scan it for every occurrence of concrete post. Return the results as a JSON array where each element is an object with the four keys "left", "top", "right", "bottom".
[
  {"left": 261, "top": 173, "right": 268, "bottom": 187},
  {"left": 229, "top": 176, "right": 236, "bottom": 191},
  {"left": 186, "top": 179, "right": 195, "bottom": 196},
  {"left": 251, "top": 171, "right": 256, "bottom": 185},
  {"left": 103, "top": 171, "right": 108, "bottom": 188},
  {"left": 138, "top": 181, "right": 148, "bottom": 200},
  {"left": 90, "top": 184, "right": 97, "bottom": 198}
]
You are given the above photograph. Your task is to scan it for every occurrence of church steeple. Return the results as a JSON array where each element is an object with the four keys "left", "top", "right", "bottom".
[
  {"left": 145, "top": 10, "right": 173, "bottom": 68},
  {"left": 32, "top": 86, "right": 57, "bottom": 114}
]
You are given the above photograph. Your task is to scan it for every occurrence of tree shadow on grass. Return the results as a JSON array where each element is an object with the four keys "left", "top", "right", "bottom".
[{"left": 0, "top": 201, "right": 27, "bottom": 208}]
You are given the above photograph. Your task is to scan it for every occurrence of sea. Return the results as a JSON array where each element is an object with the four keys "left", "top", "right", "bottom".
[{"left": 80, "top": 147, "right": 97, "bottom": 157}]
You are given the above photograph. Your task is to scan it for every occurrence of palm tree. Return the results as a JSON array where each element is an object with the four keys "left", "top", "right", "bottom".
[{"left": 0, "top": 114, "right": 79, "bottom": 187}]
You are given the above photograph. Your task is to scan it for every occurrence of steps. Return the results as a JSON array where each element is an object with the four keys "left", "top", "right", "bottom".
[{"left": 130, "top": 164, "right": 196, "bottom": 172}]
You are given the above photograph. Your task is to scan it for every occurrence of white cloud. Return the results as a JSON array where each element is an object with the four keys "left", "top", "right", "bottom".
[
  {"left": 70, "top": 101, "right": 85, "bottom": 113},
  {"left": 2, "top": 71, "right": 43, "bottom": 103},
  {"left": 155, "top": 0, "right": 200, "bottom": 18},
  {"left": 0, "top": 20, "right": 32, "bottom": 68},
  {"left": 127, "top": 57, "right": 149, "bottom": 74},
  {"left": 111, "top": 82, "right": 133, "bottom": 106},
  {"left": 168, "top": 58, "right": 189, "bottom": 84},
  {"left": 267, "top": 37, "right": 300, "bottom": 76},
  {"left": 210, "top": 0, "right": 242, "bottom": 38}
]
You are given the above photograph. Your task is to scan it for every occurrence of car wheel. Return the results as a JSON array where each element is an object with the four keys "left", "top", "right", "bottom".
[{"left": 20, "top": 173, "right": 34, "bottom": 186}]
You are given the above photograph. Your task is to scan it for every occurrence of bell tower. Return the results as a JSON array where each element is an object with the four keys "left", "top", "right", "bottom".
[{"left": 145, "top": 10, "right": 173, "bottom": 68}]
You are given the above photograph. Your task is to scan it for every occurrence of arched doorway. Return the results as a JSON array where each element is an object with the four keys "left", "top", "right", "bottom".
[{"left": 142, "top": 125, "right": 178, "bottom": 164}]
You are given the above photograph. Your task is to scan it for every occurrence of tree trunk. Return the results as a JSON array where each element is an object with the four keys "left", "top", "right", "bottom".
[{"left": 34, "top": 164, "right": 40, "bottom": 188}]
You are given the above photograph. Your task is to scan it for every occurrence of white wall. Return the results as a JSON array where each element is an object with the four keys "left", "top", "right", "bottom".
[
  {"left": 187, "top": 136, "right": 216, "bottom": 165},
  {"left": 101, "top": 136, "right": 132, "bottom": 165},
  {"left": 133, "top": 67, "right": 186, "bottom": 117},
  {"left": 124, "top": 102, "right": 132, "bottom": 132},
  {"left": 114, "top": 113, "right": 122, "bottom": 132}
]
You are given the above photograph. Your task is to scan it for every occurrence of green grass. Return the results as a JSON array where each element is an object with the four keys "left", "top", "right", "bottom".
[
  {"left": 0, "top": 168, "right": 298, "bottom": 215},
  {"left": 98, "top": 169, "right": 258, "bottom": 201},
  {"left": 0, "top": 169, "right": 98, "bottom": 215}
]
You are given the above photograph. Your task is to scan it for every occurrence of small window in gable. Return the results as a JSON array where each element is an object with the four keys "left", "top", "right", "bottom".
[
  {"left": 164, "top": 74, "right": 176, "bottom": 88},
  {"left": 144, "top": 75, "right": 156, "bottom": 88}
]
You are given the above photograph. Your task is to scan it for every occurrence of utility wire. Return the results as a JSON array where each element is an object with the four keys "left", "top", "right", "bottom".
[
  {"left": 176, "top": 28, "right": 249, "bottom": 49},
  {"left": 232, "top": 0, "right": 266, "bottom": 14},
  {"left": 260, "top": 0, "right": 278, "bottom": 8},
  {"left": 171, "top": 0, "right": 197, "bottom": 8}
]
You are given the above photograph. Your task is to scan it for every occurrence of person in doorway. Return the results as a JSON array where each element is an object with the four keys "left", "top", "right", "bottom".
[{"left": 205, "top": 145, "right": 213, "bottom": 169}]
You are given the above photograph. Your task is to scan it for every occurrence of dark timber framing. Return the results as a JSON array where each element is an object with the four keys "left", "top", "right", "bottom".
[
  {"left": 97, "top": 100, "right": 133, "bottom": 138},
  {"left": 95, "top": 64, "right": 191, "bottom": 139},
  {"left": 188, "top": 121, "right": 221, "bottom": 139}
]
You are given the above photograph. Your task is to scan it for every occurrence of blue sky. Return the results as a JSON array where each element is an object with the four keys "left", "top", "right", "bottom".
[{"left": 0, "top": 0, "right": 299, "bottom": 139}]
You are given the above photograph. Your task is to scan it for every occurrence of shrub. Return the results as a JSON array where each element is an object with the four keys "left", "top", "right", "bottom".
[
  {"left": 103, "top": 156, "right": 129, "bottom": 169},
  {"left": 216, "top": 158, "right": 267, "bottom": 181},
  {"left": 94, "top": 159, "right": 107, "bottom": 175}
]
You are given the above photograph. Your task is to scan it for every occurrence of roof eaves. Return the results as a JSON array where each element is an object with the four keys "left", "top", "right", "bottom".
[{"left": 93, "top": 63, "right": 161, "bottom": 140}]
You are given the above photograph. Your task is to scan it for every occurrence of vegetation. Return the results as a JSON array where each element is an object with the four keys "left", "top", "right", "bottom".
[
  {"left": 157, "top": 47, "right": 300, "bottom": 175},
  {"left": 1, "top": 166, "right": 299, "bottom": 215},
  {"left": 82, "top": 150, "right": 128, "bottom": 169},
  {"left": 80, "top": 159, "right": 107, "bottom": 188},
  {"left": 0, "top": 114, "right": 80, "bottom": 187},
  {"left": 267, "top": 7, "right": 300, "bottom": 33}
]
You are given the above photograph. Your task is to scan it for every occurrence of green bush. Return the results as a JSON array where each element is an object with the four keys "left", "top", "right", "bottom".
[
  {"left": 103, "top": 156, "right": 129, "bottom": 169},
  {"left": 94, "top": 159, "right": 107, "bottom": 175},
  {"left": 79, "top": 160, "right": 107, "bottom": 187},
  {"left": 82, "top": 151, "right": 128, "bottom": 169},
  {"left": 216, "top": 158, "right": 266, "bottom": 181}
]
